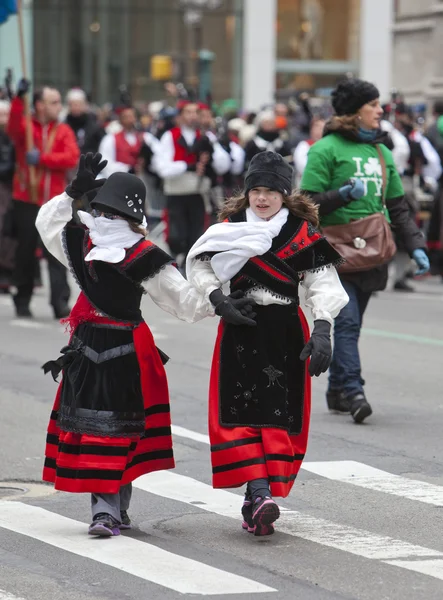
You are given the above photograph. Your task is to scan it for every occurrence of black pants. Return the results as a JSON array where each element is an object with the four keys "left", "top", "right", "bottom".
[
  {"left": 12, "top": 199, "right": 70, "bottom": 309},
  {"left": 166, "top": 194, "right": 206, "bottom": 259}
]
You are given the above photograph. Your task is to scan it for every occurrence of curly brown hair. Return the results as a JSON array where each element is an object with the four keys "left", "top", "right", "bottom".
[{"left": 218, "top": 190, "right": 319, "bottom": 228}]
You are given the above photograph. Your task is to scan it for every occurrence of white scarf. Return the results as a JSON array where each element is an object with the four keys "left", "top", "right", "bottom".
[
  {"left": 78, "top": 211, "right": 145, "bottom": 263},
  {"left": 186, "top": 207, "right": 289, "bottom": 284}
]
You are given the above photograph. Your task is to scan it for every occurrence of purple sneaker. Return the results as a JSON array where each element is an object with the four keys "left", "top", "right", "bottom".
[
  {"left": 241, "top": 498, "right": 254, "bottom": 533},
  {"left": 88, "top": 513, "right": 121, "bottom": 537},
  {"left": 252, "top": 497, "right": 280, "bottom": 537}
]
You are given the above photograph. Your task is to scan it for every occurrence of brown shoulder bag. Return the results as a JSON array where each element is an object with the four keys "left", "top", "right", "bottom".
[{"left": 321, "top": 145, "right": 396, "bottom": 273}]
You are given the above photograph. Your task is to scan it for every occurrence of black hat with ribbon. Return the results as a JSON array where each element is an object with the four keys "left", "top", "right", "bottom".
[
  {"left": 90, "top": 172, "right": 146, "bottom": 224},
  {"left": 244, "top": 151, "right": 293, "bottom": 196}
]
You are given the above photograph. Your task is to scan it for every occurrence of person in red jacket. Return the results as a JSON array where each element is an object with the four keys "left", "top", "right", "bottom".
[{"left": 7, "top": 79, "right": 80, "bottom": 318}]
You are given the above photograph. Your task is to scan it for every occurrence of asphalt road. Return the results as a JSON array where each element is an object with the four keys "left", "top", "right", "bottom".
[{"left": 1, "top": 269, "right": 443, "bottom": 600}]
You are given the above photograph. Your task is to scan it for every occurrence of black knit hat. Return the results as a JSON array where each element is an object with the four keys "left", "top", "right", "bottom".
[
  {"left": 245, "top": 151, "right": 293, "bottom": 196},
  {"left": 90, "top": 172, "right": 146, "bottom": 224},
  {"left": 331, "top": 78, "right": 379, "bottom": 116}
]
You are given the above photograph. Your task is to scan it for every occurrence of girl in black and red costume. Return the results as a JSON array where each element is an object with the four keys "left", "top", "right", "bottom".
[
  {"left": 187, "top": 151, "right": 349, "bottom": 536},
  {"left": 36, "top": 153, "right": 253, "bottom": 537}
]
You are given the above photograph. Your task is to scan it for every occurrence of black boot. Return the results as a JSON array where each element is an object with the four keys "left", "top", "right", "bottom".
[
  {"left": 349, "top": 393, "right": 372, "bottom": 424},
  {"left": 394, "top": 280, "right": 415, "bottom": 292},
  {"left": 53, "top": 303, "right": 70, "bottom": 320},
  {"left": 326, "top": 389, "right": 351, "bottom": 414},
  {"left": 13, "top": 294, "right": 32, "bottom": 318}
]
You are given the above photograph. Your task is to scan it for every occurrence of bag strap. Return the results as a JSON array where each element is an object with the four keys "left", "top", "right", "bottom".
[{"left": 375, "top": 144, "right": 387, "bottom": 206}]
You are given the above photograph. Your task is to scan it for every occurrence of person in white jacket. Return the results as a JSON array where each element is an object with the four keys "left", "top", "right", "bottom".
[
  {"left": 153, "top": 101, "right": 231, "bottom": 264},
  {"left": 186, "top": 151, "right": 348, "bottom": 537},
  {"left": 35, "top": 153, "right": 254, "bottom": 537}
]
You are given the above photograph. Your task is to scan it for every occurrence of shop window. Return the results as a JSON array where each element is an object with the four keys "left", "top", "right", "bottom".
[{"left": 277, "top": 0, "right": 360, "bottom": 62}]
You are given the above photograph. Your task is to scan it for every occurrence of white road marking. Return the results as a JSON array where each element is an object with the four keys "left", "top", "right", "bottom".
[
  {"left": 135, "top": 471, "right": 443, "bottom": 581},
  {"left": 172, "top": 425, "right": 210, "bottom": 445},
  {"left": 10, "top": 320, "right": 48, "bottom": 329},
  {"left": 172, "top": 428, "right": 443, "bottom": 507},
  {"left": 0, "top": 501, "right": 275, "bottom": 596},
  {"left": 302, "top": 461, "right": 443, "bottom": 507},
  {"left": 0, "top": 591, "right": 27, "bottom": 600}
]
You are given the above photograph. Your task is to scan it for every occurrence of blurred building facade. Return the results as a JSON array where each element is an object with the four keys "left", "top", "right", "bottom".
[
  {"left": 392, "top": 0, "right": 443, "bottom": 105},
  {"left": 0, "top": 0, "right": 393, "bottom": 110}
]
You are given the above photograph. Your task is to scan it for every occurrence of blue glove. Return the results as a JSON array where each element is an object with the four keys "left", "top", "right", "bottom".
[
  {"left": 25, "top": 149, "right": 40, "bottom": 166},
  {"left": 339, "top": 178, "right": 365, "bottom": 202},
  {"left": 412, "top": 249, "right": 430, "bottom": 275}
]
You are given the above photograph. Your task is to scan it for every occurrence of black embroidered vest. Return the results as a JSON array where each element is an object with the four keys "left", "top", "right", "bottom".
[
  {"left": 62, "top": 221, "right": 173, "bottom": 323},
  {"left": 227, "top": 210, "right": 343, "bottom": 301}
]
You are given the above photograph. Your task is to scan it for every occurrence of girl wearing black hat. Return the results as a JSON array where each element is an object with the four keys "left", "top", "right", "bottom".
[
  {"left": 186, "top": 151, "right": 348, "bottom": 536},
  {"left": 301, "top": 78, "right": 429, "bottom": 423},
  {"left": 35, "top": 153, "right": 254, "bottom": 537}
]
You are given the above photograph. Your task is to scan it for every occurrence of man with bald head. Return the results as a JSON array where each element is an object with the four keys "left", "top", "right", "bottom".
[{"left": 7, "top": 79, "right": 79, "bottom": 318}]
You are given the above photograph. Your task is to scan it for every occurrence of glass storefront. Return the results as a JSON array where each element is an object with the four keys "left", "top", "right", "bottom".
[
  {"left": 33, "top": 0, "right": 243, "bottom": 106},
  {"left": 276, "top": 0, "right": 361, "bottom": 96}
]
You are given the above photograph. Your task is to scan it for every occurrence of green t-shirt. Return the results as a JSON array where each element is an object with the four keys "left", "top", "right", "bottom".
[{"left": 300, "top": 133, "right": 404, "bottom": 226}]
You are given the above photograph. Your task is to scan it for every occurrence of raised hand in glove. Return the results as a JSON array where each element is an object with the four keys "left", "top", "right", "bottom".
[
  {"left": 339, "top": 178, "right": 365, "bottom": 202},
  {"left": 299, "top": 320, "right": 332, "bottom": 377},
  {"left": 16, "top": 78, "right": 30, "bottom": 98},
  {"left": 65, "top": 152, "right": 108, "bottom": 199},
  {"left": 209, "top": 289, "right": 257, "bottom": 327}
]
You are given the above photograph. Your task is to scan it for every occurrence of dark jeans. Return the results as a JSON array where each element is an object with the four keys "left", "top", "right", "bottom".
[
  {"left": 166, "top": 194, "right": 205, "bottom": 259},
  {"left": 12, "top": 199, "right": 70, "bottom": 310},
  {"left": 328, "top": 279, "right": 372, "bottom": 398}
]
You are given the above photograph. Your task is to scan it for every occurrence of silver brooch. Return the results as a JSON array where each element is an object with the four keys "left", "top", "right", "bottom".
[
  {"left": 127, "top": 200, "right": 134, "bottom": 207},
  {"left": 353, "top": 237, "right": 367, "bottom": 249}
]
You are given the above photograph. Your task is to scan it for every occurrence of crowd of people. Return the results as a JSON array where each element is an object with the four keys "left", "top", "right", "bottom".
[
  {"left": 2, "top": 71, "right": 442, "bottom": 538},
  {"left": 1, "top": 78, "right": 442, "bottom": 317}
]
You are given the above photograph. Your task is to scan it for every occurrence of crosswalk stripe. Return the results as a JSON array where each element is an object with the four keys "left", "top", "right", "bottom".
[
  {"left": 0, "top": 591, "right": 26, "bottom": 600},
  {"left": 172, "top": 426, "right": 443, "bottom": 508},
  {"left": 302, "top": 461, "right": 443, "bottom": 506},
  {"left": 134, "top": 470, "right": 443, "bottom": 581},
  {"left": 172, "top": 424, "right": 210, "bottom": 445},
  {"left": 0, "top": 501, "right": 275, "bottom": 595}
]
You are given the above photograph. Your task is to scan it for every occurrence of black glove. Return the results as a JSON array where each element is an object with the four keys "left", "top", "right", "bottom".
[
  {"left": 299, "top": 320, "right": 332, "bottom": 377},
  {"left": 16, "top": 78, "right": 30, "bottom": 98},
  {"left": 65, "top": 152, "right": 108, "bottom": 200},
  {"left": 192, "top": 135, "right": 214, "bottom": 156},
  {"left": 209, "top": 289, "right": 257, "bottom": 327}
]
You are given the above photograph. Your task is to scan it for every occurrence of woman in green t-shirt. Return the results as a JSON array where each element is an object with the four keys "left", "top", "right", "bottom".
[{"left": 301, "top": 78, "right": 429, "bottom": 424}]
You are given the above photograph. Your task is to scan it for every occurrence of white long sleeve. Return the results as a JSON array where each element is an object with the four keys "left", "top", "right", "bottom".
[
  {"left": 205, "top": 131, "right": 232, "bottom": 175},
  {"left": 293, "top": 141, "right": 310, "bottom": 178},
  {"left": 187, "top": 258, "right": 222, "bottom": 296},
  {"left": 144, "top": 264, "right": 215, "bottom": 323},
  {"left": 420, "top": 136, "right": 443, "bottom": 182},
  {"left": 211, "top": 140, "right": 232, "bottom": 175},
  {"left": 98, "top": 134, "right": 131, "bottom": 177},
  {"left": 301, "top": 267, "right": 349, "bottom": 325},
  {"left": 35, "top": 192, "right": 73, "bottom": 268},
  {"left": 153, "top": 130, "right": 188, "bottom": 179},
  {"left": 230, "top": 141, "right": 245, "bottom": 175}
]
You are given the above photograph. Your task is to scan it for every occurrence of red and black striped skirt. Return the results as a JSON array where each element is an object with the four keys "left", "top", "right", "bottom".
[
  {"left": 208, "top": 307, "right": 311, "bottom": 498},
  {"left": 43, "top": 320, "right": 175, "bottom": 494}
]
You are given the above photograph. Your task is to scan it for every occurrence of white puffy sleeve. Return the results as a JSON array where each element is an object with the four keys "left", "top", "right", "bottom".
[
  {"left": 143, "top": 264, "right": 216, "bottom": 323},
  {"left": 301, "top": 267, "right": 349, "bottom": 325},
  {"left": 35, "top": 192, "right": 73, "bottom": 268},
  {"left": 98, "top": 134, "right": 131, "bottom": 178}
]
